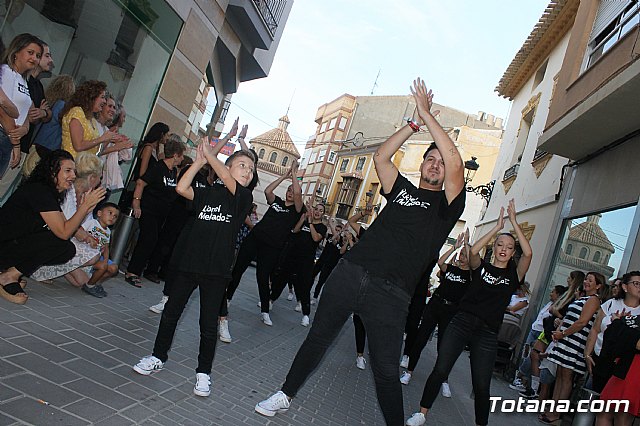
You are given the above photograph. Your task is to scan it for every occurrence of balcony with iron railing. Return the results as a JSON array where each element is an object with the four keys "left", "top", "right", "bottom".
[
  {"left": 503, "top": 163, "right": 520, "bottom": 181},
  {"left": 227, "top": 0, "right": 287, "bottom": 50}
]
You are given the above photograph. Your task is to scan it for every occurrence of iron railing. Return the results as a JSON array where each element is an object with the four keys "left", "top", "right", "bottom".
[{"left": 252, "top": 0, "right": 287, "bottom": 36}]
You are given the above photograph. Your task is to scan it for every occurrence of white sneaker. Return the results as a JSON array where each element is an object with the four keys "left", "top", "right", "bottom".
[
  {"left": 255, "top": 390, "right": 291, "bottom": 417},
  {"left": 400, "top": 355, "right": 409, "bottom": 368},
  {"left": 509, "top": 377, "right": 526, "bottom": 392},
  {"left": 133, "top": 355, "right": 163, "bottom": 375},
  {"left": 441, "top": 382, "right": 452, "bottom": 398},
  {"left": 356, "top": 356, "right": 366, "bottom": 370},
  {"left": 261, "top": 312, "right": 273, "bottom": 326},
  {"left": 406, "top": 412, "right": 426, "bottom": 426},
  {"left": 400, "top": 371, "right": 412, "bottom": 385},
  {"left": 193, "top": 373, "right": 211, "bottom": 397},
  {"left": 400, "top": 371, "right": 411, "bottom": 385},
  {"left": 287, "top": 291, "right": 294, "bottom": 301},
  {"left": 218, "top": 318, "right": 232, "bottom": 343},
  {"left": 301, "top": 315, "right": 310, "bottom": 327},
  {"left": 149, "top": 296, "right": 168, "bottom": 314},
  {"left": 294, "top": 301, "right": 302, "bottom": 312},
  {"left": 310, "top": 298, "right": 317, "bottom": 305}
]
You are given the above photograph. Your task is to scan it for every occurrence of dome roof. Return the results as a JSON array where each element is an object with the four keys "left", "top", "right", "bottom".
[
  {"left": 568, "top": 215, "right": 615, "bottom": 253},
  {"left": 250, "top": 115, "right": 300, "bottom": 158}
]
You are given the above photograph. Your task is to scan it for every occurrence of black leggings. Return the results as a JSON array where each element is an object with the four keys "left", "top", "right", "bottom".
[
  {"left": 0, "top": 231, "right": 75, "bottom": 276},
  {"left": 313, "top": 259, "right": 339, "bottom": 298},
  {"left": 354, "top": 314, "right": 366, "bottom": 354},
  {"left": 407, "top": 297, "right": 457, "bottom": 372},
  {"left": 403, "top": 284, "right": 428, "bottom": 357},
  {"left": 127, "top": 212, "right": 165, "bottom": 276},
  {"left": 270, "top": 255, "right": 314, "bottom": 315},
  {"left": 226, "top": 232, "right": 283, "bottom": 313}
]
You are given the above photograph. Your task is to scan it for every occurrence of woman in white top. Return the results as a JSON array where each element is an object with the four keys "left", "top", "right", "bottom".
[{"left": 0, "top": 34, "right": 43, "bottom": 178}]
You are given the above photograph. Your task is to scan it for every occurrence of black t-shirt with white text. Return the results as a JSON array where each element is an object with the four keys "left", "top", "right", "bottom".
[
  {"left": 319, "top": 234, "right": 343, "bottom": 265},
  {"left": 251, "top": 196, "right": 301, "bottom": 248},
  {"left": 345, "top": 174, "right": 465, "bottom": 294},
  {"left": 290, "top": 221, "right": 327, "bottom": 261},
  {"left": 458, "top": 259, "right": 520, "bottom": 332},
  {"left": 140, "top": 160, "right": 178, "bottom": 215},
  {"left": 170, "top": 182, "right": 252, "bottom": 277},
  {"left": 434, "top": 264, "right": 470, "bottom": 304},
  {"left": 0, "top": 182, "right": 61, "bottom": 241}
]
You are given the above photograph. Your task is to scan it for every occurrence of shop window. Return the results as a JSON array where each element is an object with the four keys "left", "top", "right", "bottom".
[{"left": 541, "top": 204, "right": 638, "bottom": 304}]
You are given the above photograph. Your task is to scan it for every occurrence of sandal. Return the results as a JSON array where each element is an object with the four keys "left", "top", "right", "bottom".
[
  {"left": 0, "top": 282, "right": 29, "bottom": 305},
  {"left": 125, "top": 275, "right": 142, "bottom": 288}
]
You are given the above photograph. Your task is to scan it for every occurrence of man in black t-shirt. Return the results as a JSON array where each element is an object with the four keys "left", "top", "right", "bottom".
[{"left": 256, "top": 79, "right": 466, "bottom": 425}]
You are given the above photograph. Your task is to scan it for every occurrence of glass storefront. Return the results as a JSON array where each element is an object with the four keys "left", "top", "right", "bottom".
[
  {"left": 0, "top": 0, "right": 181, "bottom": 158},
  {"left": 542, "top": 203, "right": 638, "bottom": 296}
]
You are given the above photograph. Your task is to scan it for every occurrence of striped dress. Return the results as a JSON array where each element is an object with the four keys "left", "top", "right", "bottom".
[{"left": 548, "top": 295, "right": 599, "bottom": 375}]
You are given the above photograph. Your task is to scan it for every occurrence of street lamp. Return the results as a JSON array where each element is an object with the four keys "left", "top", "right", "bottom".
[{"left": 464, "top": 156, "right": 494, "bottom": 204}]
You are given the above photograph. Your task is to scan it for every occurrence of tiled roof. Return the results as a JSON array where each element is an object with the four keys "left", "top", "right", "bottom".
[{"left": 250, "top": 115, "right": 300, "bottom": 158}]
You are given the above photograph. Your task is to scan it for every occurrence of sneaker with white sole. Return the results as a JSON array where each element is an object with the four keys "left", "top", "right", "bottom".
[
  {"left": 294, "top": 301, "right": 302, "bottom": 312},
  {"left": 400, "top": 371, "right": 412, "bottom": 385},
  {"left": 219, "top": 318, "right": 232, "bottom": 343},
  {"left": 509, "top": 377, "right": 526, "bottom": 392},
  {"left": 400, "top": 355, "right": 409, "bottom": 368},
  {"left": 441, "top": 382, "right": 452, "bottom": 398},
  {"left": 287, "top": 292, "right": 294, "bottom": 301},
  {"left": 149, "top": 296, "right": 168, "bottom": 314},
  {"left": 255, "top": 391, "right": 290, "bottom": 417},
  {"left": 356, "top": 356, "right": 366, "bottom": 370},
  {"left": 133, "top": 355, "right": 163, "bottom": 375},
  {"left": 406, "top": 412, "right": 426, "bottom": 426},
  {"left": 301, "top": 315, "right": 310, "bottom": 327},
  {"left": 193, "top": 373, "right": 211, "bottom": 397},
  {"left": 519, "top": 388, "right": 539, "bottom": 399},
  {"left": 261, "top": 312, "right": 273, "bottom": 326}
]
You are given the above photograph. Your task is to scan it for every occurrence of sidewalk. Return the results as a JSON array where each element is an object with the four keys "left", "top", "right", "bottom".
[{"left": 0, "top": 269, "right": 542, "bottom": 425}]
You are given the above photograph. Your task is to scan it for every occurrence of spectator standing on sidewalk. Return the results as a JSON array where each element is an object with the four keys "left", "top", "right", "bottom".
[
  {"left": 406, "top": 199, "right": 532, "bottom": 426},
  {"left": 31, "top": 74, "right": 75, "bottom": 154},
  {"left": 132, "top": 141, "right": 253, "bottom": 399},
  {"left": 255, "top": 78, "right": 466, "bottom": 425},
  {"left": 21, "top": 39, "right": 53, "bottom": 154}
]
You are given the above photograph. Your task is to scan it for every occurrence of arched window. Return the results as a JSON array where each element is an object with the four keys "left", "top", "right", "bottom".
[
  {"left": 566, "top": 244, "right": 573, "bottom": 255},
  {"left": 269, "top": 152, "right": 278, "bottom": 163},
  {"left": 258, "top": 148, "right": 265, "bottom": 159},
  {"left": 282, "top": 156, "right": 289, "bottom": 167},
  {"left": 593, "top": 251, "right": 601, "bottom": 263},
  {"left": 579, "top": 247, "right": 588, "bottom": 259}
]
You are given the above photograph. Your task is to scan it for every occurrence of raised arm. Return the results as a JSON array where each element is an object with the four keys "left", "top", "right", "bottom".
[
  {"left": 264, "top": 171, "right": 289, "bottom": 205},
  {"left": 201, "top": 141, "right": 238, "bottom": 195},
  {"left": 469, "top": 207, "right": 505, "bottom": 270},
  {"left": 437, "top": 233, "right": 463, "bottom": 272},
  {"left": 411, "top": 78, "right": 465, "bottom": 203},
  {"left": 176, "top": 145, "right": 208, "bottom": 201},
  {"left": 508, "top": 199, "right": 533, "bottom": 281},
  {"left": 237, "top": 123, "right": 250, "bottom": 152},
  {"left": 209, "top": 117, "right": 239, "bottom": 157},
  {"left": 290, "top": 160, "right": 303, "bottom": 212},
  {"left": 347, "top": 203, "right": 372, "bottom": 235}
]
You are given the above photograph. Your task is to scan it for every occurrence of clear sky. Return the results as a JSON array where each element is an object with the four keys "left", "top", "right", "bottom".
[{"left": 205, "top": 0, "right": 551, "bottom": 152}]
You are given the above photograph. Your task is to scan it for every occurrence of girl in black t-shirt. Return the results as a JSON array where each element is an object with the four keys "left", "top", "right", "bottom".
[
  {"left": 401, "top": 232, "right": 470, "bottom": 393},
  {"left": 132, "top": 142, "right": 254, "bottom": 399},
  {"left": 406, "top": 199, "right": 532, "bottom": 426},
  {"left": 225, "top": 160, "right": 303, "bottom": 327},
  {"left": 0, "top": 150, "right": 104, "bottom": 304},
  {"left": 269, "top": 203, "right": 327, "bottom": 326}
]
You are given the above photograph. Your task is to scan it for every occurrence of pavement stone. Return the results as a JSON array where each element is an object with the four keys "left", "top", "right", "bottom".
[{"left": 0, "top": 268, "right": 544, "bottom": 425}]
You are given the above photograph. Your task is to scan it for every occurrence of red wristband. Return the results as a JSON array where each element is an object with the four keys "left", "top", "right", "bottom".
[{"left": 407, "top": 119, "right": 420, "bottom": 132}]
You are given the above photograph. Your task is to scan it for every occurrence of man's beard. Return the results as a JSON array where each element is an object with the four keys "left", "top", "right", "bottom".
[{"left": 422, "top": 176, "right": 441, "bottom": 186}]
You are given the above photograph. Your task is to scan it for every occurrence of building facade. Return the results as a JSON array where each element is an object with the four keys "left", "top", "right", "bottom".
[
  {"left": 0, "top": 0, "right": 292, "bottom": 199},
  {"left": 474, "top": 0, "right": 579, "bottom": 303}
]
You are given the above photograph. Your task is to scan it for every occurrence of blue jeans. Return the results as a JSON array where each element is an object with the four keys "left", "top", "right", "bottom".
[
  {"left": 420, "top": 311, "right": 498, "bottom": 426},
  {"left": 0, "top": 129, "right": 12, "bottom": 178},
  {"left": 281, "top": 259, "right": 410, "bottom": 426}
]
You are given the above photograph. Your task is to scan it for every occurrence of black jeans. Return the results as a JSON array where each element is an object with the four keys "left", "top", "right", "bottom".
[
  {"left": 354, "top": 314, "right": 366, "bottom": 354},
  {"left": 420, "top": 311, "right": 498, "bottom": 426},
  {"left": 281, "top": 259, "right": 410, "bottom": 426},
  {"left": 127, "top": 212, "right": 165, "bottom": 276},
  {"left": 0, "top": 231, "right": 75, "bottom": 276},
  {"left": 226, "top": 232, "right": 283, "bottom": 313},
  {"left": 403, "top": 284, "right": 428, "bottom": 357},
  {"left": 407, "top": 297, "right": 458, "bottom": 371},
  {"left": 152, "top": 271, "right": 227, "bottom": 374}
]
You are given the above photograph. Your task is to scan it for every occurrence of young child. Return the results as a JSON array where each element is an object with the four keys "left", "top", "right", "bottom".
[
  {"left": 132, "top": 141, "right": 254, "bottom": 398},
  {"left": 81, "top": 202, "right": 120, "bottom": 297}
]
